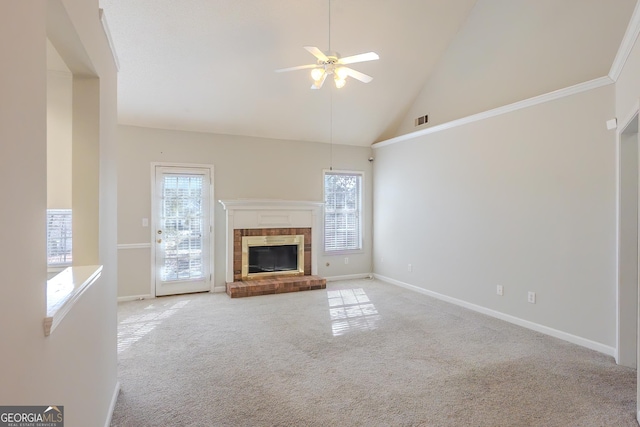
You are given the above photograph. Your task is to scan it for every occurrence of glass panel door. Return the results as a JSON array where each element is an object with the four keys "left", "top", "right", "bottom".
[{"left": 154, "top": 166, "right": 211, "bottom": 296}]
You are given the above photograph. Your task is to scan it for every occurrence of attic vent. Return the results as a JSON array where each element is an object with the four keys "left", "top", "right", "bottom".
[{"left": 414, "top": 115, "right": 429, "bottom": 127}]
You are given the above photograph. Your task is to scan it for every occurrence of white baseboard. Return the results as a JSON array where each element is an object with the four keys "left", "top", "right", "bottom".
[
  {"left": 117, "top": 294, "right": 153, "bottom": 302},
  {"left": 119, "top": 288, "right": 227, "bottom": 300},
  {"left": 104, "top": 381, "right": 120, "bottom": 427},
  {"left": 375, "top": 274, "right": 616, "bottom": 357},
  {"left": 325, "top": 273, "right": 373, "bottom": 282}
]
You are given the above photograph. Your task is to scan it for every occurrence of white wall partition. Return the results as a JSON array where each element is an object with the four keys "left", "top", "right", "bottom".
[
  {"left": 617, "top": 113, "right": 639, "bottom": 368},
  {"left": 613, "top": 6, "right": 640, "bottom": 419},
  {"left": 0, "top": 1, "right": 119, "bottom": 426}
]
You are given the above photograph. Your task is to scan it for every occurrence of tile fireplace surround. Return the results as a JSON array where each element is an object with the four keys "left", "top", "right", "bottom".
[{"left": 219, "top": 199, "right": 327, "bottom": 297}]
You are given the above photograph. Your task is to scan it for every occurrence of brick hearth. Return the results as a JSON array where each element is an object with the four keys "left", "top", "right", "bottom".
[
  {"left": 227, "top": 226, "right": 324, "bottom": 298},
  {"left": 226, "top": 275, "right": 326, "bottom": 298}
]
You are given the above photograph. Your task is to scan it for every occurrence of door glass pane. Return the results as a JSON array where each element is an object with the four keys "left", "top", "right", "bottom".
[{"left": 161, "top": 174, "right": 204, "bottom": 281}]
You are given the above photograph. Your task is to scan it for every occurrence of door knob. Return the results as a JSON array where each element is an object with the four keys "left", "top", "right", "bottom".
[{"left": 157, "top": 238, "right": 162, "bottom": 244}]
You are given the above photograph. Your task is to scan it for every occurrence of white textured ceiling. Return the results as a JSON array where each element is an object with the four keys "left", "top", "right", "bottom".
[
  {"left": 99, "top": 0, "right": 476, "bottom": 146},
  {"left": 98, "top": 0, "right": 634, "bottom": 146}
]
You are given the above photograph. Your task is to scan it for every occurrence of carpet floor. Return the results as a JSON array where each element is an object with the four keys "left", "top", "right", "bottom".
[{"left": 111, "top": 278, "right": 637, "bottom": 426}]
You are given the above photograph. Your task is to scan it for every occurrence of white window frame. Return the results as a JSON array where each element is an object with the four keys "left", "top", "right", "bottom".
[{"left": 323, "top": 169, "right": 364, "bottom": 254}]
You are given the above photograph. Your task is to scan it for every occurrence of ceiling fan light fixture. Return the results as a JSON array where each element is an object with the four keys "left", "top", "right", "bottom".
[
  {"left": 275, "top": 47, "right": 378, "bottom": 90},
  {"left": 335, "top": 67, "right": 348, "bottom": 80},
  {"left": 311, "top": 68, "right": 325, "bottom": 81}
]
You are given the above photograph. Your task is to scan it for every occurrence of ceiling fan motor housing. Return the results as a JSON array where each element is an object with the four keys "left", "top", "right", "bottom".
[{"left": 317, "top": 53, "right": 340, "bottom": 74}]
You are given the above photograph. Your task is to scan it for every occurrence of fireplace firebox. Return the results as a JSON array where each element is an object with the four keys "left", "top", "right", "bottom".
[{"left": 241, "top": 235, "right": 304, "bottom": 280}]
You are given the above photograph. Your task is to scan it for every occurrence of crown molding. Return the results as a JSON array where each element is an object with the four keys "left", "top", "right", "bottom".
[
  {"left": 609, "top": 0, "right": 640, "bottom": 82},
  {"left": 372, "top": 76, "right": 613, "bottom": 149}
]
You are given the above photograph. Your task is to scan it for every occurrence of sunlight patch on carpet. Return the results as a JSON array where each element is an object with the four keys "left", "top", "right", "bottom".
[
  {"left": 327, "top": 288, "right": 381, "bottom": 336},
  {"left": 118, "top": 300, "right": 191, "bottom": 353}
]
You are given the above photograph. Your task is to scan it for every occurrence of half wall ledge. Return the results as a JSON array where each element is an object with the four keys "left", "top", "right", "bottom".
[{"left": 44, "top": 265, "right": 103, "bottom": 336}]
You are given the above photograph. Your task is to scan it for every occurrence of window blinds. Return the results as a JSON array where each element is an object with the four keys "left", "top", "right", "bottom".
[
  {"left": 324, "top": 172, "right": 362, "bottom": 252},
  {"left": 47, "top": 209, "right": 72, "bottom": 266}
]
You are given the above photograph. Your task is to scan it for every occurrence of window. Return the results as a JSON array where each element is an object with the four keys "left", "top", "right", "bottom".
[
  {"left": 47, "top": 209, "right": 72, "bottom": 266},
  {"left": 324, "top": 171, "right": 363, "bottom": 253}
]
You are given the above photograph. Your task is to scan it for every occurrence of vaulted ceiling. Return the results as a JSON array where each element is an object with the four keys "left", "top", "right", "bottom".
[{"left": 98, "top": 0, "right": 636, "bottom": 147}]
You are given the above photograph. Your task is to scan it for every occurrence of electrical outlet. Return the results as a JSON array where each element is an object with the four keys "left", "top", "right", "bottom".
[
  {"left": 408, "top": 264, "right": 412, "bottom": 272},
  {"left": 142, "top": 218, "right": 149, "bottom": 227},
  {"left": 496, "top": 285, "right": 503, "bottom": 296},
  {"left": 380, "top": 257, "right": 384, "bottom": 263},
  {"left": 528, "top": 291, "right": 536, "bottom": 304},
  {"left": 344, "top": 257, "right": 349, "bottom": 265}
]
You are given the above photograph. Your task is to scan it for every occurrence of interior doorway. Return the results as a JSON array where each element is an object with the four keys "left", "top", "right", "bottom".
[{"left": 618, "top": 111, "right": 639, "bottom": 369}]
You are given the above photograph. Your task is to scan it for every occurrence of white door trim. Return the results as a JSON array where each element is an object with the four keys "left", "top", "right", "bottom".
[
  {"left": 616, "top": 102, "right": 639, "bottom": 367},
  {"left": 150, "top": 162, "right": 215, "bottom": 297}
]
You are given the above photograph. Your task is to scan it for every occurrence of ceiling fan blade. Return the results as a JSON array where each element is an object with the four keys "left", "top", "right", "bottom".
[
  {"left": 343, "top": 67, "right": 374, "bottom": 83},
  {"left": 275, "top": 63, "right": 318, "bottom": 73},
  {"left": 304, "top": 46, "right": 329, "bottom": 62},
  {"left": 338, "top": 52, "right": 379, "bottom": 65},
  {"left": 311, "top": 73, "right": 327, "bottom": 90}
]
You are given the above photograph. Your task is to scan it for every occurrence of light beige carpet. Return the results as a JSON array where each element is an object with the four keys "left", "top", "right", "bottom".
[{"left": 111, "top": 279, "right": 637, "bottom": 426}]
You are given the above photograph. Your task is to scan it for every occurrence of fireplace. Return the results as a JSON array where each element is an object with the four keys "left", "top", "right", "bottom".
[
  {"left": 219, "top": 200, "right": 326, "bottom": 297},
  {"left": 232, "top": 228, "right": 311, "bottom": 282},
  {"left": 242, "top": 235, "right": 304, "bottom": 280}
]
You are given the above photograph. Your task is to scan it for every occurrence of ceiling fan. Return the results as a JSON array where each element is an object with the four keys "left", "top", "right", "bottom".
[{"left": 276, "top": 46, "right": 379, "bottom": 90}]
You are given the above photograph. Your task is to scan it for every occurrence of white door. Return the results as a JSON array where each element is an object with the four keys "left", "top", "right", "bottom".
[{"left": 154, "top": 166, "right": 212, "bottom": 296}]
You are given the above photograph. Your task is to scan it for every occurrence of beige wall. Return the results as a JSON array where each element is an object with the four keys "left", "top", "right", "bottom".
[
  {"left": 117, "top": 125, "right": 373, "bottom": 298},
  {"left": 72, "top": 77, "right": 101, "bottom": 265},
  {"left": 374, "top": 84, "right": 617, "bottom": 349},
  {"left": 46, "top": 69, "right": 72, "bottom": 209},
  {"left": 0, "top": 0, "right": 48, "bottom": 405},
  {"left": 0, "top": 1, "right": 119, "bottom": 426}
]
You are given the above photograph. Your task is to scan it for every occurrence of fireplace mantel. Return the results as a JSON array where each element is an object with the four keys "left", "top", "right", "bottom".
[
  {"left": 219, "top": 199, "right": 324, "bottom": 211},
  {"left": 219, "top": 199, "right": 323, "bottom": 283}
]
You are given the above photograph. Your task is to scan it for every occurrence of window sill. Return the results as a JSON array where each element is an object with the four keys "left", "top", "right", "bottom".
[
  {"left": 44, "top": 265, "right": 103, "bottom": 337},
  {"left": 323, "top": 249, "right": 365, "bottom": 256}
]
